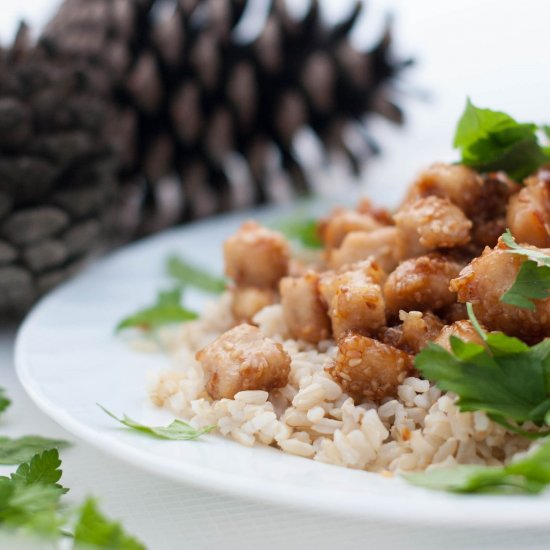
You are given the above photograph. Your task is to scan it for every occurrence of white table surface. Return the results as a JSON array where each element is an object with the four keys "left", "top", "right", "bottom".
[{"left": 2, "top": 0, "right": 550, "bottom": 548}]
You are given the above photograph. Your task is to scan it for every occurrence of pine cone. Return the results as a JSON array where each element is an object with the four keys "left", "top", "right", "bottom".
[
  {"left": 42, "top": 0, "right": 409, "bottom": 230},
  {"left": 0, "top": 0, "right": 408, "bottom": 317}
]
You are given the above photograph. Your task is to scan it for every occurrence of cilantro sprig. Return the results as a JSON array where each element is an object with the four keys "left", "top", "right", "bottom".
[
  {"left": 116, "top": 287, "right": 198, "bottom": 333},
  {"left": 0, "top": 388, "right": 10, "bottom": 417},
  {"left": 405, "top": 439, "right": 550, "bottom": 494},
  {"left": 415, "top": 303, "right": 550, "bottom": 435},
  {"left": 0, "top": 435, "right": 70, "bottom": 465},
  {"left": 500, "top": 230, "right": 550, "bottom": 310},
  {"left": 0, "top": 448, "right": 147, "bottom": 547},
  {"left": 166, "top": 256, "right": 227, "bottom": 294},
  {"left": 99, "top": 405, "right": 215, "bottom": 441},
  {"left": 274, "top": 215, "right": 323, "bottom": 249},
  {"left": 454, "top": 99, "right": 550, "bottom": 181}
]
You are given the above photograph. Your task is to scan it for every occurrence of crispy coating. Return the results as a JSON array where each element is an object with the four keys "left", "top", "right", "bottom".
[
  {"left": 450, "top": 240, "right": 550, "bottom": 342},
  {"left": 319, "top": 260, "right": 386, "bottom": 339},
  {"left": 394, "top": 196, "right": 472, "bottom": 259},
  {"left": 406, "top": 163, "right": 484, "bottom": 215},
  {"left": 506, "top": 169, "right": 550, "bottom": 247},
  {"left": 196, "top": 324, "right": 291, "bottom": 399},
  {"left": 469, "top": 172, "right": 520, "bottom": 250},
  {"left": 329, "top": 227, "right": 398, "bottom": 273},
  {"left": 434, "top": 320, "right": 484, "bottom": 352},
  {"left": 384, "top": 253, "right": 463, "bottom": 317},
  {"left": 224, "top": 221, "right": 290, "bottom": 288},
  {"left": 356, "top": 198, "right": 394, "bottom": 225},
  {"left": 231, "top": 286, "right": 279, "bottom": 323},
  {"left": 380, "top": 311, "right": 444, "bottom": 354},
  {"left": 328, "top": 333, "right": 413, "bottom": 402},
  {"left": 318, "top": 208, "right": 383, "bottom": 249},
  {"left": 280, "top": 272, "right": 331, "bottom": 343}
]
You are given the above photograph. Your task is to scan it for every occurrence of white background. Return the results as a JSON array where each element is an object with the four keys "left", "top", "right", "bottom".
[{"left": 2, "top": 1, "right": 550, "bottom": 548}]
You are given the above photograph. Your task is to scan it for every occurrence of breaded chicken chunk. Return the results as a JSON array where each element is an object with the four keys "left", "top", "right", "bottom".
[
  {"left": 405, "top": 163, "right": 484, "bottom": 214},
  {"left": 380, "top": 311, "right": 444, "bottom": 354},
  {"left": 231, "top": 286, "right": 279, "bottom": 323},
  {"left": 450, "top": 240, "right": 550, "bottom": 342},
  {"left": 196, "top": 324, "right": 291, "bottom": 399},
  {"left": 329, "top": 227, "right": 398, "bottom": 273},
  {"left": 328, "top": 333, "right": 413, "bottom": 402},
  {"left": 319, "top": 260, "right": 386, "bottom": 339},
  {"left": 507, "top": 169, "right": 550, "bottom": 248},
  {"left": 318, "top": 208, "right": 383, "bottom": 249},
  {"left": 384, "top": 253, "right": 463, "bottom": 317},
  {"left": 280, "top": 272, "right": 331, "bottom": 343},
  {"left": 224, "top": 221, "right": 290, "bottom": 288},
  {"left": 394, "top": 196, "right": 472, "bottom": 259}
]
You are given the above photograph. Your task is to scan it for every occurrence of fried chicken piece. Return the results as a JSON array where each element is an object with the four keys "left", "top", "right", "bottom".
[
  {"left": 394, "top": 196, "right": 472, "bottom": 260},
  {"left": 328, "top": 333, "right": 413, "bottom": 402},
  {"left": 450, "top": 240, "right": 550, "bottom": 342},
  {"left": 434, "top": 320, "right": 484, "bottom": 352},
  {"left": 469, "top": 172, "right": 520, "bottom": 250},
  {"left": 405, "top": 163, "right": 484, "bottom": 215},
  {"left": 231, "top": 287, "right": 279, "bottom": 323},
  {"left": 328, "top": 227, "right": 398, "bottom": 273},
  {"left": 196, "top": 324, "right": 291, "bottom": 399},
  {"left": 356, "top": 197, "right": 394, "bottom": 225},
  {"left": 318, "top": 208, "right": 383, "bottom": 249},
  {"left": 506, "top": 169, "right": 550, "bottom": 248},
  {"left": 319, "top": 260, "right": 386, "bottom": 339},
  {"left": 280, "top": 272, "right": 331, "bottom": 343},
  {"left": 224, "top": 221, "right": 290, "bottom": 288},
  {"left": 380, "top": 311, "right": 444, "bottom": 354},
  {"left": 383, "top": 253, "right": 463, "bottom": 317}
]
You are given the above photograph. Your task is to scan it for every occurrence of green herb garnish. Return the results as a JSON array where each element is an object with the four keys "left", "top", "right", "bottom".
[
  {"left": 405, "top": 438, "right": 550, "bottom": 494},
  {"left": 116, "top": 288, "right": 198, "bottom": 333},
  {"left": 0, "top": 388, "right": 10, "bottom": 417},
  {"left": 74, "top": 498, "right": 146, "bottom": 550},
  {"left": 166, "top": 256, "right": 226, "bottom": 294},
  {"left": 454, "top": 99, "right": 550, "bottom": 181},
  {"left": 0, "top": 435, "right": 70, "bottom": 465},
  {"left": 274, "top": 216, "right": 322, "bottom": 249},
  {"left": 0, "top": 449, "right": 66, "bottom": 536},
  {"left": 415, "top": 304, "right": 550, "bottom": 433},
  {"left": 99, "top": 405, "right": 215, "bottom": 441},
  {"left": 499, "top": 229, "right": 550, "bottom": 310}
]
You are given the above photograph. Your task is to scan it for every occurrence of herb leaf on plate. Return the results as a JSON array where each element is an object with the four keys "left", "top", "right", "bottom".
[
  {"left": 499, "top": 230, "right": 550, "bottom": 310},
  {"left": 116, "top": 287, "right": 198, "bottom": 333},
  {"left": 274, "top": 216, "right": 323, "bottom": 249},
  {"left": 99, "top": 405, "right": 215, "bottom": 440},
  {"left": 166, "top": 256, "right": 226, "bottom": 294},
  {"left": 415, "top": 304, "right": 550, "bottom": 430},
  {"left": 0, "top": 388, "right": 10, "bottom": 417},
  {"left": 404, "top": 438, "right": 550, "bottom": 494},
  {"left": 454, "top": 99, "right": 550, "bottom": 181},
  {"left": 0, "top": 435, "right": 70, "bottom": 465},
  {"left": 74, "top": 498, "right": 146, "bottom": 550}
]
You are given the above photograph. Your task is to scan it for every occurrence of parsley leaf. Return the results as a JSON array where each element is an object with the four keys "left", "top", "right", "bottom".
[
  {"left": 404, "top": 438, "right": 550, "bottom": 494},
  {"left": 454, "top": 99, "right": 550, "bottom": 181},
  {"left": 274, "top": 216, "right": 323, "bottom": 249},
  {"left": 10, "top": 448, "right": 65, "bottom": 491},
  {"left": 116, "top": 287, "right": 198, "bottom": 332},
  {"left": 74, "top": 498, "right": 146, "bottom": 550},
  {"left": 99, "top": 405, "right": 215, "bottom": 441},
  {"left": 0, "top": 436, "right": 70, "bottom": 465},
  {"left": 0, "top": 388, "right": 10, "bottom": 417},
  {"left": 499, "top": 230, "right": 550, "bottom": 310},
  {"left": 501, "top": 260, "right": 550, "bottom": 310},
  {"left": 166, "top": 256, "right": 226, "bottom": 294},
  {"left": 415, "top": 304, "right": 550, "bottom": 429}
]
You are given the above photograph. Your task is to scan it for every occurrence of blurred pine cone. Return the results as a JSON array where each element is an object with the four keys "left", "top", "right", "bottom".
[{"left": 0, "top": 0, "right": 408, "bottom": 316}]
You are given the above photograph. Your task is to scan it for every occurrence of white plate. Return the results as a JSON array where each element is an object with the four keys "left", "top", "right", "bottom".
[{"left": 15, "top": 203, "right": 550, "bottom": 529}]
